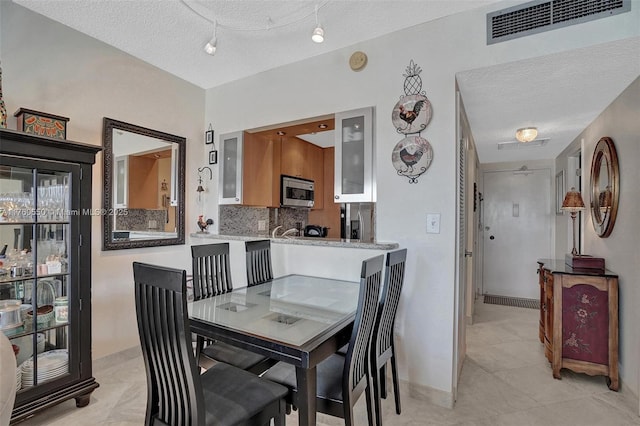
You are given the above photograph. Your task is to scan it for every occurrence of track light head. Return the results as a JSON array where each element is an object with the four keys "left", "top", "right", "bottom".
[
  {"left": 204, "top": 37, "right": 217, "bottom": 55},
  {"left": 311, "top": 26, "right": 324, "bottom": 43}
]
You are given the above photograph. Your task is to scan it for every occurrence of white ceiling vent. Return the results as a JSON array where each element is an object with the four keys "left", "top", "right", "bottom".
[{"left": 487, "top": 0, "right": 631, "bottom": 45}]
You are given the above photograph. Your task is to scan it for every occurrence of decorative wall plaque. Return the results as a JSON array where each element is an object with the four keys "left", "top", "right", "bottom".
[
  {"left": 14, "top": 108, "right": 69, "bottom": 139},
  {"left": 391, "top": 60, "right": 434, "bottom": 183}
]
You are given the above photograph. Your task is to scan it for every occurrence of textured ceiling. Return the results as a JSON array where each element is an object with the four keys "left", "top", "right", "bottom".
[
  {"left": 457, "top": 37, "right": 640, "bottom": 163},
  {"left": 12, "top": 1, "right": 640, "bottom": 163},
  {"left": 14, "top": 0, "right": 498, "bottom": 89}
]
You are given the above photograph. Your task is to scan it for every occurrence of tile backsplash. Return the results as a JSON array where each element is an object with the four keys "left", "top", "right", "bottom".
[
  {"left": 219, "top": 205, "right": 309, "bottom": 236},
  {"left": 116, "top": 209, "right": 167, "bottom": 231}
]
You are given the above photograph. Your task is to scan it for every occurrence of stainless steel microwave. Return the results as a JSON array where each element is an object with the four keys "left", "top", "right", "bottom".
[{"left": 281, "top": 175, "right": 314, "bottom": 208}]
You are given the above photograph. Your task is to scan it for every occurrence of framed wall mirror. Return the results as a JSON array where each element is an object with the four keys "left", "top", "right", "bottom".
[
  {"left": 590, "top": 136, "right": 619, "bottom": 238},
  {"left": 102, "top": 118, "right": 186, "bottom": 250}
]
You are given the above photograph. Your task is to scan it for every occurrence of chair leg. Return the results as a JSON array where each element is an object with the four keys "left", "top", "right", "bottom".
[
  {"left": 365, "top": 378, "right": 375, "bottom": 426},
  {"left": 380, "top": 363, "right": 387, "bottom": 399},
  {"left": 273, "top": 413, "right": 286, "bottom": 426},
  {"left": 371, "top": 362, "right": 382, "bottom": 426},
  {"left": 390, "top": 353, "right": 401, "bottom": 415},
  {"left": 195, "top": 335, "right": 204, "bottom": 364}
]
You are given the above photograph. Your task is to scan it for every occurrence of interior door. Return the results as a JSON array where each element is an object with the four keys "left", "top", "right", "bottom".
[{"left": 483, "top": 168, "right": 551, "bottom": 299}]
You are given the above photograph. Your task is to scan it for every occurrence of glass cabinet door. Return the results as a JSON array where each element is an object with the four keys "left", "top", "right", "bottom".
[
  {"left": 218, "top": 131, "right": 243, "bottom": 205},
  {"left": 1, "top": 162, "right": 76, "bottom": 392},
  {"left": 334, "top": 107, "right": 374, "bottom": 203}
]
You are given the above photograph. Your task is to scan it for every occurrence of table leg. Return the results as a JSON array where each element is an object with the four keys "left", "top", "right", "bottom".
[{"left": 296, "top": 365, "right": 317, "bottom": 426}]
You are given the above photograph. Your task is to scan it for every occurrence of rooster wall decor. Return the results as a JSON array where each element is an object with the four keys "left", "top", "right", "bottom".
[
  {"left": 391, "top": 60, "right": 434, "bottom": 183},
  {"left": 197, "top": 215, "right": 214, "bottom": 233}
]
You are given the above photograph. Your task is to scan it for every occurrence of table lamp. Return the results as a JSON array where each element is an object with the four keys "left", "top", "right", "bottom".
[{"left": 561, "top": 187, "right": 585, "bottom": 256}]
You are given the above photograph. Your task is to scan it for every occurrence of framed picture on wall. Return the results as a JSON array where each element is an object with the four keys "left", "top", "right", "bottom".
[{"left": 556, "top": 170, "right": 565, "bottom": 215}]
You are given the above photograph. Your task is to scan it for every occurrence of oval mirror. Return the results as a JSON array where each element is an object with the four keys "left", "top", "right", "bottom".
[
  {"left": 102, "top": 118, "right": 186, "bottom": 250},
  {"left": 590, "top": 137, "right": 619, "bottom": 238}
]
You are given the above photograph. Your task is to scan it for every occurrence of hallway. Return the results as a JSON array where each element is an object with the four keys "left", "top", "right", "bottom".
[{"left": 18, "top": 301, "right": 639, "bottom": 425}]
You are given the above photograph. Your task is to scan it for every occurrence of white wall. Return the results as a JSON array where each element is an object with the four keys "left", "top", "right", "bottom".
[
  {"left": 1, "top": 2, "right": 204, "bottom": 358},
  {"left": 556, "top": 77, "right": 640, "bottom": 398},
  {"left": 204, "top": 2, "right": 639, "bottom": 400}
]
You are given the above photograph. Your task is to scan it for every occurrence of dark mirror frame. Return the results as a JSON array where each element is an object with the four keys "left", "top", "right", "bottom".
[
  {"left": 590, "top": 136, "right": 619, "bottom": 238},
  {"left": 102, "top": 117, "right": 186, "bottom": 250}
]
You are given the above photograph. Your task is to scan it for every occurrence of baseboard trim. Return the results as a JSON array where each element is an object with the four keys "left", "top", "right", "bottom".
[{"left": 400, "top": 379, "right": 454, "bottom": 409}]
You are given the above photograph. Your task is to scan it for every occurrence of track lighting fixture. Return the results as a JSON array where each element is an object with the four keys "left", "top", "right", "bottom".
[
  {"left": 204, "top": 21, "right": 218, "bottom": 55},
  {"left": 312, "top": 4, "right": 324, "bottom": 43}
]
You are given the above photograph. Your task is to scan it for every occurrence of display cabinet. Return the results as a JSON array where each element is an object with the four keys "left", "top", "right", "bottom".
[
  {"left": 334, "top": 107, "right": 374, "bottom": 203},
  {"left": 0, "top": 128, "right": 100, "bottom": 423}
]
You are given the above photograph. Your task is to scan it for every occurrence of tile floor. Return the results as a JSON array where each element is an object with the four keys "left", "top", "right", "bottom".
[{"left": 17, "top": 300, "right": 640, "bottom": 425}]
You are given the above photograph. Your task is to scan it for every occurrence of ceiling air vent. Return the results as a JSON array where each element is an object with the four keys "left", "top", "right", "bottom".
[{"left": 487, "top": 0, "right": 631, "bottom": 45}]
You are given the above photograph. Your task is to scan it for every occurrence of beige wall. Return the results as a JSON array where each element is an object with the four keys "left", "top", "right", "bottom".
[
  {"left": 555, "top": 76, "right": 640, "bottom": 397},
  {"left": 1, "top": 1, "right": 204, "bottom": 358}
]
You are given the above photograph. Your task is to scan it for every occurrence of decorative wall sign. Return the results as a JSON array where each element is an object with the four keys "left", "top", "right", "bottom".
[
  {"left": 392, "top": 135, "right": 433, "bottom": 183},
  {"left": 14, "top": 108, "right": 69, "bottom": 139},
  {"left": 391, "top": 60, "right": 434, "bottom": 183}
]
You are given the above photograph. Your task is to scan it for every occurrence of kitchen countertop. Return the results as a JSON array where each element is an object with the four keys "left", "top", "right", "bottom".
[{"left": 190, "top": 233, "right": 399, "bottom": 250}]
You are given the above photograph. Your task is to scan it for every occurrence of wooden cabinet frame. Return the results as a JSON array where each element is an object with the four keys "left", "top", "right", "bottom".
[{"left": 552, "top": 273, "right": 618, "bottom": 390}]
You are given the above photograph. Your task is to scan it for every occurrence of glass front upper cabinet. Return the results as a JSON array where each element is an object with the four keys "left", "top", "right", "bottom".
[
  {"left": 334, "top": 107, "right": 374, "bottom": 203},
  {"left": 218, "top": 131, "right": 244, "bottom": 205}
]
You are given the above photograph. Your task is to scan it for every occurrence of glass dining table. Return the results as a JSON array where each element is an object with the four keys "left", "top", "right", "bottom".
[{"left": 188, "top": 274, "right": 360, "bottom": 426}]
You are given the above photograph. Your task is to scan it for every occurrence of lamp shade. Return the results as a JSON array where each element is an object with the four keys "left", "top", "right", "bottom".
[
  {"left": 515, "top": 127, "right": 538, "bottom": 143},
  {"left": 561, "top": 187, "right": 585, "bottom": 212}
]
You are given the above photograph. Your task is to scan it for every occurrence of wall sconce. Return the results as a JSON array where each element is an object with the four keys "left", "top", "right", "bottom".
[
  {"left": 561, "top": 187, "right": 585, "bottom": 256},
  {"left": 196, "top": 166, "right": 213, "bottom": 202}
]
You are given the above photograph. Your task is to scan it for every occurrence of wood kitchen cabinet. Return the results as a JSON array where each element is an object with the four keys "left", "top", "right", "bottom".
[
  {"left": 280, "top": 138, "right": 324, "bottom": 209},
  {"left": 222, "top": 130, "right": 326, "bottom": 209},
  {"left": 536, "top": 259, "right": 618, "bottom": 390},
  {"left": 242, "top": 132, "right": 280, "bottom": 208},
  {"left": 280, "top": 137, "right": 307, "bottom": 179}
]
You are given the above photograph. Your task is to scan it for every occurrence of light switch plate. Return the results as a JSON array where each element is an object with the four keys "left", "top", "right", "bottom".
[
  {"left": 426, "top": 213, "right": 440, "bottom": 234},
  {"left": 258, "top": 220, "right": 266, "bottom": 231}
]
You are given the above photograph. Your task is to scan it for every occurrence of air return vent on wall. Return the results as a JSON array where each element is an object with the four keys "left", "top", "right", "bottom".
[{"left": 487, "top": 0, "right": 631, "bottom": 45}]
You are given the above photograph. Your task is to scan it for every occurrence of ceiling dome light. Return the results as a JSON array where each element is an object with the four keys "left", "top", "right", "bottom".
[{"left": 515, "top": 127, "right": 538, "bottom": 143}]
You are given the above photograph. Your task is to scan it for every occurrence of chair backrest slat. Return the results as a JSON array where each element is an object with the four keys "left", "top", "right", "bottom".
[
  {"left": 344, "top": 255, "right": 384, "bottom": 400},
  {"left": 373, "top": 249, "right": 407, "bottom": 362},
  {"left": 191, "top": 243, "right": 233, "bottom": 300},
  {"left": 245, "top": 240, "right": 273, "bottom": 286},
  {"left": 133, "top": 262, "right": 204, "bottom": 426}
]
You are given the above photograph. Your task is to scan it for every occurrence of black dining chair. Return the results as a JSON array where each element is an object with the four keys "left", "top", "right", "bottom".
[
  {"left": 132, "top": 261, "right": 288, "bottom": 426},
  {"left": 245, "top": 239, "right": 273, "bottom": 286},
  {"left": 370, "top": 249, "right": 407, "bottom": 425},
  {"left": 191, "top": 243, "right": 273, "bottom": 374},
  {"left": 262, "top": 255, "right": 384, "bottom": 426}
]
